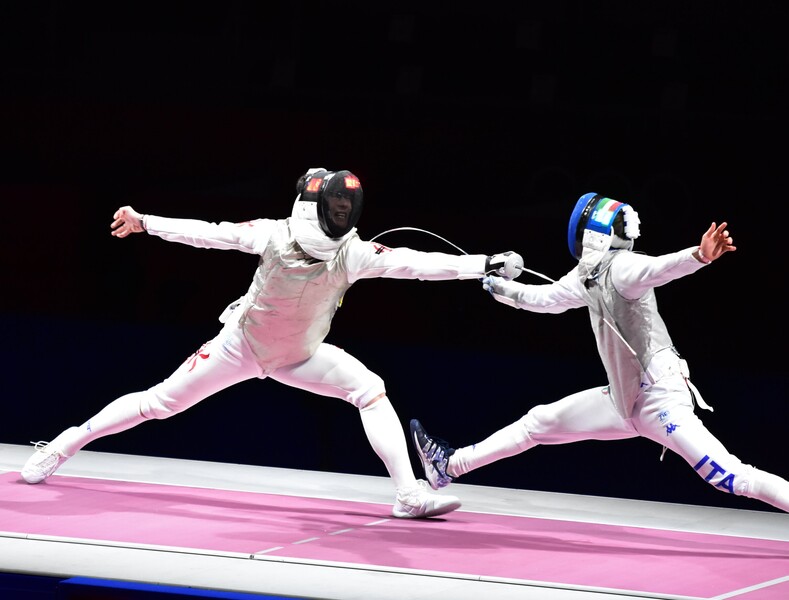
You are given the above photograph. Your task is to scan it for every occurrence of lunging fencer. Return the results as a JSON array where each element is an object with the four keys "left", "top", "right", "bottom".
[
  {"left": 412, "top": 192, "right": 789, "bottom": 513},
  {"left": 21, "top": 167, "right": 524, "bottom": 519}
]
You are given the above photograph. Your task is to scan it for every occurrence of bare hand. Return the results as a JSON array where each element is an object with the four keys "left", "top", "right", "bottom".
[
  {"left": 111, "top": 206, "right": 145, "bottom": 238},
  {"left": 698, "top": 221, "right": 736, "bottom": 263}
]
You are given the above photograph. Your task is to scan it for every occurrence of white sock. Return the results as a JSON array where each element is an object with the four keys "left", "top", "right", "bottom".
[
  {"left": 359, "top": 396, "right": 417, "bottom": 490},
  {"left": 449, "top": 419, "right": 535, "bottom": 478},
  {"left": 52, "top": 392, "right": 148, "bottom": 456},
  {"left": 747, "top": 468, "right": 789, "bottom": 513}
]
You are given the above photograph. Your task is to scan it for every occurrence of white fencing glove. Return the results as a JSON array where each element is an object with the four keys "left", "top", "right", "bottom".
[
  {"left": 482, "top": 276, "right": 521, "bottom": 308},
  {"left": 481, "top": 276, "right": 497, "bottom": 294},
  {"left": 485, "top": 251, "right": 524, "bottom": 280}
]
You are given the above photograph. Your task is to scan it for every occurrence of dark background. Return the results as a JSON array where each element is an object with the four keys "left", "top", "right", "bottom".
[{"left": 2, "top": 1, "right": 787, "bottom": 512}]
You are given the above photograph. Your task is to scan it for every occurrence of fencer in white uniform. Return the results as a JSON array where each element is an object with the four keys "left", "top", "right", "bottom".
[
  {"left": 21, "top": 167, "right": 524, "bottom": 519},
  {"left": 412, "top": 192, "right": 789, "bottom": 513}
]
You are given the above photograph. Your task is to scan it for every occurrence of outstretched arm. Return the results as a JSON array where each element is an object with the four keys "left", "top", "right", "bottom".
[
  {"left": 482, "top": 271, "right": 586, "bottom": 313},
  {"left": 109, "top": 205, "right": 274, "bottom": 254},
  {"left": 111, "top": 206, "right": 146, "bottom": 238},
  {"left": 693, "top": 221, "right": 736, "bottom": 264},
  {"left": 347, "top": 239, "right": 523, "bottom": 282},
  {"left": 613, "top": 221, "right": 737, "bottom": 300}
]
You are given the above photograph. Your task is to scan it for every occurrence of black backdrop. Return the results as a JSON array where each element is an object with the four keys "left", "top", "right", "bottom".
[{"left": 2, "top": 1, "right": 787, "bottom": 512}]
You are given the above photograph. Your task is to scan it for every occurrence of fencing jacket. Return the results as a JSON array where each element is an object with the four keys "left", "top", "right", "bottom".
[
  {"left": 144, "top": 215, "right": 487, "bottom": 373},
  {"left": 487, "top": 246, "right": 706, "bottom": 417}
]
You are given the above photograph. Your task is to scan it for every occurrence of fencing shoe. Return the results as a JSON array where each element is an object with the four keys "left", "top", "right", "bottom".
[
  {"left": 21, "top": 441, "right": 70, "bottom": 484},
  {"left": 392, "top": 480, "right": 461, "bottom": 519},
  {"left": 410, "top": 419, "right": 455, "bottom": 490}
]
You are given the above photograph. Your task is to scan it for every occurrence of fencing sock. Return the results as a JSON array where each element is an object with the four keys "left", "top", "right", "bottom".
[
  {"left": 53, "top": 392, "right": 149, "bottom": 457},
  {"left": 359, "top": 396, "right": 417, "bottom": 490},
  {"left": 745, "top": 467, "right": 789, "bottom": 513},
  {"left": 449, "top": 418, "right": 535, "bottom": 478}
]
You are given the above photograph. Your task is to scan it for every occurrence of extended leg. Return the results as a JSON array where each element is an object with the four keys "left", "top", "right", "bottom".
[
  {"left": 635, "top": 378, "right": 789, "bottom": 512},
  {"left": 271, "top": 343, "right": 461, "bottom": 518},
  {"left": 22, "top": 327, "right": 259, "bottom": 483},
  {"left": 416, "top": 386, "right": 635, "bottom": 489}
]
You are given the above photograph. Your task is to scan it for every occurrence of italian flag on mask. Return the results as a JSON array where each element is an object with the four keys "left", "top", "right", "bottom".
[{"left": 588, "top": 198, "right": 623, "bottom": 233}]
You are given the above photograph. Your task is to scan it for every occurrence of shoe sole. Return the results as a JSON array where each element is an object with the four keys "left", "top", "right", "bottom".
[
  {"left": 392, "top": 498, "right": 462, "bottom": 519},
  {"left": 423, "top": 498, "right": 462, "bottom": 517}
]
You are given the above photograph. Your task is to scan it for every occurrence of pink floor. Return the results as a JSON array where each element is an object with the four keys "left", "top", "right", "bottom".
[{"left": 1, "top": 471, "right": 788, "bottom": 599}]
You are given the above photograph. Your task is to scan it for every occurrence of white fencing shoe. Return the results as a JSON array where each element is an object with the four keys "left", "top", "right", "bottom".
[
  {"left": 392, "top": 480, "right": 461, "bottom": 518},
  {"left": 21, "top": 441, "right": 70, "bottom": 484}
]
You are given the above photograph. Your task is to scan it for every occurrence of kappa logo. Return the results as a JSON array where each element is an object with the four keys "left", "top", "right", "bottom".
[
  {"left": 658, "top": 410, "right": 679, "bottom": 436},
  {"left": 372, "top": 243, "right": 392, "bottom": 255},
  {"left": 693, "top": 455, "right": 737, "bottom": 494},
  {"left": 664, "top": 423, "right": 679, "bottom": 436}
]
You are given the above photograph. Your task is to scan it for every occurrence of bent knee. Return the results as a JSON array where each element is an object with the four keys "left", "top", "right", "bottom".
[
  {"left": 528, "top": 404, "right": 561, "bottom": 428},
  {"left": 353, "top": 374, "right": 386, "bottom": 409}
]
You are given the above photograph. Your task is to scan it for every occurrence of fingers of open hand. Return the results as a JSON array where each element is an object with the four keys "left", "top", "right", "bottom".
[
  {"left": 111, "top": 207, "right": 138, "bottom": 237},
  {"left": 717, "top": 224, "right": 733, "bottom": 248},
  {"left": 111, "top": 217, "right": 126, "bottom": 236},
  {"left": 111, "top": 218, "right": 139, "bottom": 238},
  {"left": 700, "top": 221, "right": 736, "bottom": 261},
  {"left": 720, "top": 234, "right": 736, "bottom": 253},
  {"left": 709, "top": 222, "right": 736, "bottom": 257},
  {"left": 713, "top": 221, "right": 730, "bottom": 237}
]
